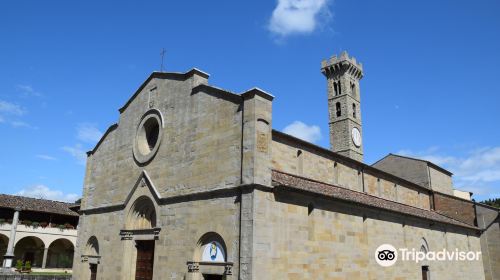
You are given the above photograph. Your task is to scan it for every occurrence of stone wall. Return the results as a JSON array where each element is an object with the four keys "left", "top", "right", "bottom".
[
  {"left": 372, "top": 155, "right": 454, "bottom": 195},
  {"left": 82, "top": 72, "right": 243, "bottom": 210},
  {"left": 73, "top": 192, "right": 240, "bottom": 280},
  {"left": 74, "top": 71, "right": 275, "bottom": 280},
  {"left": 271, "top": 134, "right": 431, "bottom": 210},
  {"left": 373, "top": 155, "right": 430, "bottom": 188},
  {"left": 251, "top": 189, "right": 485, "bottom": 280},
  {"left": 476, "top": 204, "right": 500, "bottom": 280},
  {"left": 429, "top": 166, "right": 453, "bottom": 195}
]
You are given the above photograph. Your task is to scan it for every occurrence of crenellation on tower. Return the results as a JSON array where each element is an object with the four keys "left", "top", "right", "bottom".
[
  {"left": 321, "top": 51, "right": 363, "bottom": 79},
  {"left": 321, "top": 51, "right": 364, "bottom": 162}
]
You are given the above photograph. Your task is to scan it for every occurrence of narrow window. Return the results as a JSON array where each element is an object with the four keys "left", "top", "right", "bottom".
[
  {"left": 336, "top": 102, "right": 341, "bottom": 117},
  {"left": 297, "top": 150, "right": 303, "bottom": 175},
  {"left": 352, "top": 103, "right": 356, "bottom": 118},
  {"left": 333, "top": 82, "right": 338, "bottom": 96},
  {"left": 308, "top": 203, "right": 314, "bottom": 216},
  {"left": 338, "top": 81, "right": 342, "bottom": 95}
]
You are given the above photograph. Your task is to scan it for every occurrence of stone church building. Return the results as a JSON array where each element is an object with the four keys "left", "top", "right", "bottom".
[{"left": 73, "top": 52, "right": 489, "bottom": 280}]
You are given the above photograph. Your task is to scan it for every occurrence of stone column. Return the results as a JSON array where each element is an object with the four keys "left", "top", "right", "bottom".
[
  {"left": 3, "top": 209, "right": 20, "bottom": 268},
  {"left": 41, "top": 247, "right": 49, "bottom": 268}
]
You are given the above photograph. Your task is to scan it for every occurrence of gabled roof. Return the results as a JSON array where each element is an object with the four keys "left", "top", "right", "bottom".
[
  {"left": 271, "top": 170, "right": 477, "bottom": 231},
  {"left": 87, "top": 123, "right": 118, "bottom": 156},
  {"left": 373, "top": 153, "right": 453, "bottom": 176},
  {"left": 118, "top": 68, "right": 210, "bottom": 113},
  {"left": 87, "top": 70, "right": 273, "bottom": 157},
  {"left": 0, "top": 194, "right": 79, "bottom": 217}
]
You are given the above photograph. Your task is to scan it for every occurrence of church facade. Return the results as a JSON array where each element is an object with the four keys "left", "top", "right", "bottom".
[{"left": 73, "top": 52, "right": 487, "bottom": 280}]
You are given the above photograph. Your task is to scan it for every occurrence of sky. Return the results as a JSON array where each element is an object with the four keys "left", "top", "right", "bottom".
[{"left": 0, "top": 0, "right": 499, "bottom": 202}]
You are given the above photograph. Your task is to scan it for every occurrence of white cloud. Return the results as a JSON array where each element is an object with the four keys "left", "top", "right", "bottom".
[
  {"left": 36, "top": 154, "right": 57, "bottom": 161},
  {"left": 16, "top": 84, "right": 41, "bottom": 97},
  {"left": 10, "top": 121, "right": 32, "bottom": 128},
  {"left": 0, "top": 100, "right": 25, "bottom": 116},
  {"left": 283, "top": 121, "right": 322, "bottom": 143},
  {"left": 62, "top": 144, "right": 87, "bottom": 165},
  {"left": 0, "top": 100, "right": 32, "bottom": 128},
  {"left": 398, "top": 146, "right": 500, "bottom": 200},
  {"left": 77, "top": 123, "right": 103, "bottom": 143},
  {"left": 269, "top": 0, "right": 330, "bottom": 36},
  {"left": 16, "top": 184, "right": 79, "bottom": 202}
]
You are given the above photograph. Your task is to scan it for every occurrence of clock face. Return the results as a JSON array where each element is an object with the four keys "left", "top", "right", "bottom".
[{"left": 351, "top": 127, "right": 361, "bottom": 147}]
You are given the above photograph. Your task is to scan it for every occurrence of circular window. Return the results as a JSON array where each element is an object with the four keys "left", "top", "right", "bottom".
[{"left": 133, "top": 110, "right": 163, "bottom": 164}]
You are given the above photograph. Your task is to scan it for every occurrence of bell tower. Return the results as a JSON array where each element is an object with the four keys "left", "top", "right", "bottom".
[{"left": 321, "top": 51, "right": 364, "bottom": 162}]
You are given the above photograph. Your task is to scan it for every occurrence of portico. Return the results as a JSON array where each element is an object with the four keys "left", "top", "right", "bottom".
[{"left": 0, "top": 194, "right": 78, "bottom": 271}]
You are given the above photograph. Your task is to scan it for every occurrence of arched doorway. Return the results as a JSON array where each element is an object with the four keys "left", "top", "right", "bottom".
[
  {"left": 83, "top": 236, "right": 100, "bottom": 280},
  {"left": 47, "top": 238, "right": 74, "bottom": 268},
  {"left": 0, "top": 233, "right": 8, "bottom": 264},
  {"left": 123, "top": 196, "right": 158, "bottom": 280},
  {"left": 126, "top": 196, "right": 157, "bottom": 230},
  {"left": 14, "top": 236, "right": 45, "bottom": 268}
]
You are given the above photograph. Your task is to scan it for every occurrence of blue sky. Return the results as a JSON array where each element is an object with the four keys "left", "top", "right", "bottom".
[{"left": 0, "top": 0, "right": 499, "bottom": 202}]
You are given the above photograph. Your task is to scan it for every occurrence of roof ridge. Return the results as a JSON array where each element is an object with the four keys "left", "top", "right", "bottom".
[
  {"left": 0, "top": 193, "right": 74, "bottom": 204},
  {"left": 383, "top": 153, "right": 453, "bottom": 175}
]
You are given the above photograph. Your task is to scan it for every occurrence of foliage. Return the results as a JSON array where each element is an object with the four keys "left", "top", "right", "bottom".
[
  {"left": 31, "top": 221, "right": 40, "bottom": 228},
  {"left": 22, "top": 220, "right": 32, "bottom": 226},
  {"left": 24, "top": 260, "right": 31, "bottom": 271},
  {"left": 0, "top": 218, "right": 5, "bottom": 224},
  {"left": 481, "top": 198, "right": 500, "bottom": 209},
  {"left": 29, "top": 272, "right": 72, "bottom": 276},
  {"left": 15, "top": 260, "right": 23, "bottom": 270}
]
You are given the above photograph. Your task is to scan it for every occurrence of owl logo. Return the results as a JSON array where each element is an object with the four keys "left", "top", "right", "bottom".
[{"left": 210, "top": 242, "right": 218, "bottom": 260}]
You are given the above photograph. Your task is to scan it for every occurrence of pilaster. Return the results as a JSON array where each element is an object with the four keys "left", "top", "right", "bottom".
[{"left": 239, "top": 87, "right": 273, "bottom": 280}]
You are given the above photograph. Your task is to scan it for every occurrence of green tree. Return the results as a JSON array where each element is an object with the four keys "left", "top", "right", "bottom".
[{"left": 481, "top": 198, "right": 500, "bottom": 208}]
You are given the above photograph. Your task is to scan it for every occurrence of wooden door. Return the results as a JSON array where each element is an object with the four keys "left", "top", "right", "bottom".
[
  {"left": 422, "top": 266, "right": 429, "bottom": 280},
  {"left": 89, "top": 264, "right": 97, "bottom": 280},
  {"left": 135, "top": 240, "right": 155, "bottom": 280}
]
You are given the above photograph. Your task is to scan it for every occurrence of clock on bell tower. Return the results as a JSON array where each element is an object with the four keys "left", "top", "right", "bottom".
[{"left": 321, "top": 51, "right": 364, "bottom": 162}]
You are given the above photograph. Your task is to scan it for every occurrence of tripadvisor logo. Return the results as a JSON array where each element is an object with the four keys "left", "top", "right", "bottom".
[
  {"left": 375, "top": 244, "right": 398, "bottom": 267},
  {"left": 375, "top": 243, "right": 482, "bottom": 267}
]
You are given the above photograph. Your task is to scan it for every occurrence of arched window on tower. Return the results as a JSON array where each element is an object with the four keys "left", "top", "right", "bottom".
[
  {"left": 352, "top": 103, "right": 356, "bottom": 118},
  {"left": 336, "top": 102, "right": 341, "bottom": 117}
]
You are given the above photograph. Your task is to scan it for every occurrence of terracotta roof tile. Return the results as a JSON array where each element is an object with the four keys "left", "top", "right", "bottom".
[
  {"left": 271, "top": 170, "right": 477, "bottom": 231},
  {"left": 0, "top": 194, "right": 79, "bottom": 217}
]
